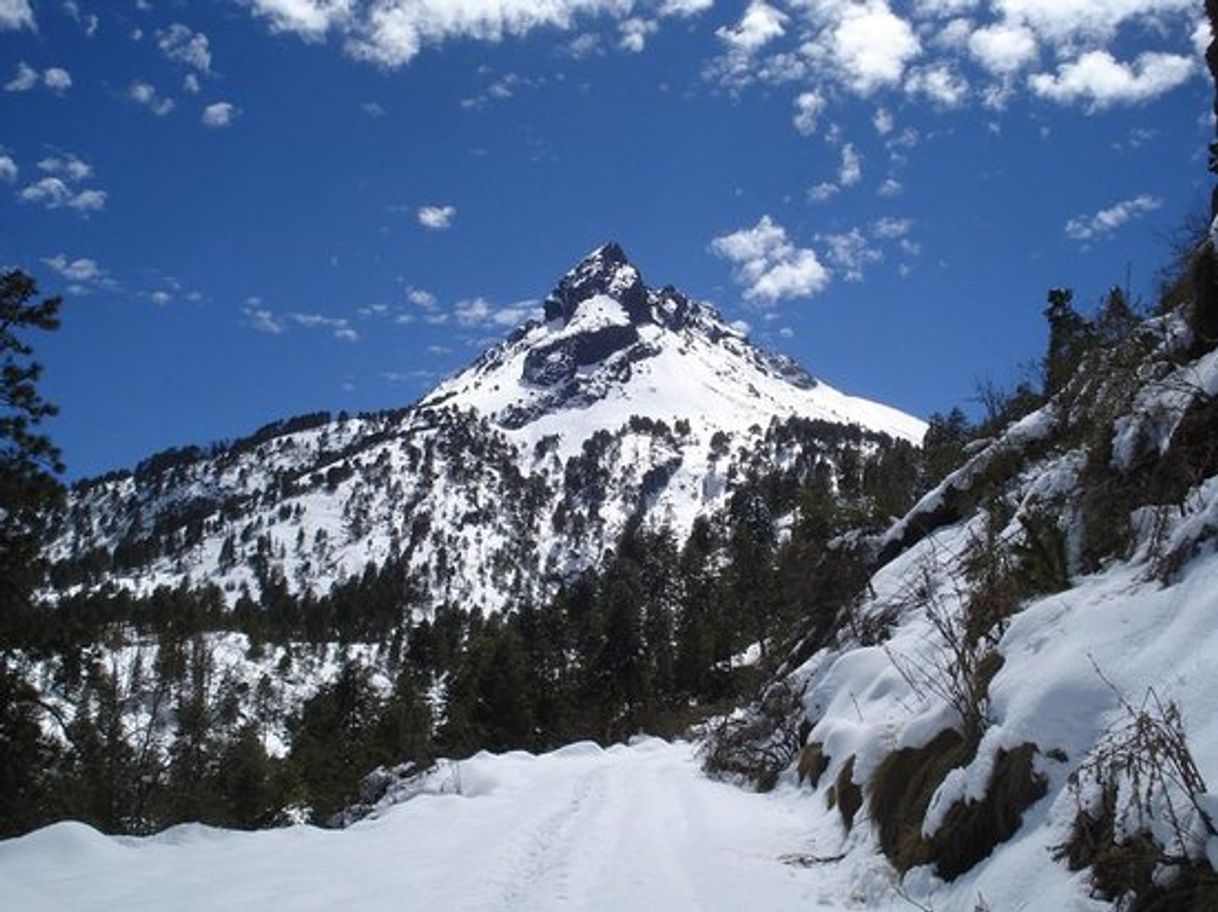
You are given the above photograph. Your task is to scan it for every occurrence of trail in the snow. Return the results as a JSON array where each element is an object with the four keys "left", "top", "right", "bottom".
[{"left": 0, "top": 738, "right": 878, "bottom": 911}]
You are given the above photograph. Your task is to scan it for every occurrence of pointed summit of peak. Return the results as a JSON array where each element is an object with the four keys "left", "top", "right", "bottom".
[
  {"left": 589, "top": 241, "right": 628, "bottom": 265},
  {"left": 544, "top": 242, "right": 648, "bottom": 324}
]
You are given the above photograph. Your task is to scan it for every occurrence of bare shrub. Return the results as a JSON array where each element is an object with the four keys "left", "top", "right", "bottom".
[
  {"left": 702, "top": 682, "right": 802, "bottom": 792},
  {"left": 1057, "top": 665, "right": 1218, "bottom": 910}
]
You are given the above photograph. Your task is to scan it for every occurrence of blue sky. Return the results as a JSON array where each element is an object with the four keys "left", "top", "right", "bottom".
[{"left": 0, "top": 0, "right": 1212, "bottom": 478}]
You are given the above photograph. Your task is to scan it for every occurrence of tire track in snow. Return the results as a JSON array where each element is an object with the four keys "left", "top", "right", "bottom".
[{"left": 469, "top": 761, "right": 611, "bottom": 912}]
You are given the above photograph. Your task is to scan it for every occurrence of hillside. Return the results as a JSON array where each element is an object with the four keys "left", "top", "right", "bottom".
[
  {"left": 1, "top": 244, "right": 934, "bottom": 838},
  {"left": 705, "top": 290, "right": 1218, "bottom": 910},
  {"left": 46, "top": 243, "right": 923, "bottom": 617}
]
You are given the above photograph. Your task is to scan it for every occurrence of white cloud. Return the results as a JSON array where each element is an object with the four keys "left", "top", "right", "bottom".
[
  {"left": 807, "top": 181, "right": 840, "bottom": 204},
  {"left": 361, "top": 100, "right": 386, "bottom": 116},
  {"left": 43, "top": 67, "right": 72, "bottom": 93},
  {"left": 19, "top": 177, "right": 107, "bottom": 212},
  {"left": 1193, "top": 19, "right": 1212, "bottom": 58},
  {"left": 63, "top": 2, "right": 99, "bottom": 36},
  {"left": 454, "top": 297, "right": 537, "bottom": 327},
  {"left": 717, "top": 1, "right": 788, "bottom": 54},
  {"left": 38, "top": 154, "right": 93, "bottom": 182},
  {"left": 877, "top": 177, "right": 904, "bottom": 197},
  {"left": 286, "top": 311, "right": 359, "bottom": 340},
  {"left": 994, "top": 0, "right": 1195, "bottom": 46},
  {"left": 0, "top": 154, "right": 15, "bottom": 183},
  {"left": 344, "top": 0, "right": 641, "bottom": 68},
  {"left": 659, "top": 0, "right": 713, "bottom": 15},
  {"left": 817, "top": 228, "right": 883, "bottom": 282},
  {"left": 201, "top": 101, "right": 238, "bottom": 127},
  {"left": 914, "top": 0, "right": 980, "bottom": 16},
  {"left": 619, "top": 17, "right": 657, "bottom": 53},
  {"left": 66, "top": 189, "right": 107, "bottom": 211},
  {"left": 935, "top": 17, "right": 974, "bottom": 50},
  {"left": 710, "top": 215, "right": 831, "bottom": 303},
  {"left": 19, "top": 154, "right": 105, "bottom": 212},
  {"left": 5, "top": 62, "right": 38, "bottom": 92},
  {"left": 905, "top": 63, "right": 969, "bottom": 106},
  {"left": 828, "top": 2, "right": 922, "bottom": 95},
  {"left": 248, "top": 0, "right": 354, "bottom": 40},
  {"left": 968, "top": 23, "right": 1038, "bottom": 75},
  {"left": 42, "top": 253, "right": 104, "bottom": 283},
  {"left": 562, "top": 32, "right": 602, "bottom": 58},
  {"left": 0, "top": 0, "right": 35, "bottom": 31},
  {"left": 417, "top": 204, "right": 457, "bottom": 230},
  {"left": 407, "top": 287, "right": 440, "bottom": 310},
  {"left": 1064, "top": 193, "right": 1161, "bottom": 241},
  {"left": 7, "top": 63, "right": 73, "bottom": 94},
  {"left": 873, "top": 107, "right": 894, "bottom": 134},
  {"left": 245, "top": 306, "right": 285, "bottom": 334},
  {"left": 158, "top": 24, "right": 212, "bottom": 72},
  {"left": 1029, "top": 50, "right": 1195, "bottom": 110},
  {"left": 129, "top": 81, "right": 176, "bottom": 116},
  {"left": 183, "top": 74, "right": 201, "bottom": 94},
  {"left": 792, "top": 90, "right": 826, "bottom": 135},
  {"left": 872, "top": 216, "right": 913, "bottom": 238},
  {"left": 838, "top": 143, "right": 862, "bottom": 187}
]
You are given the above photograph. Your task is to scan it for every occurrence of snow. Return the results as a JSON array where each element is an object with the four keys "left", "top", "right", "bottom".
[
  {"left": 0, "top": 739, "right": 903, "bottom": 912},
  {"left": 784, "top": 454, "right": 1218, "bottom": 910}
]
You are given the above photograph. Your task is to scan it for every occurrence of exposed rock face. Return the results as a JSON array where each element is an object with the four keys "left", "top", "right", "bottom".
[{"left": 543, "top": 243, "right": 650, "bottom": 325}]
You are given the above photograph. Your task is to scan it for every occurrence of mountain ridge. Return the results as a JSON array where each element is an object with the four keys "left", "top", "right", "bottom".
[{"left": 47, "top": 244, "right": 925, "bottom": 618}]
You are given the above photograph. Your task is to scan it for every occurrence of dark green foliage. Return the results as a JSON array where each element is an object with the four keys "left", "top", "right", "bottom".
[
  {"left": 1044, "top": 288, "right": 1095, "bottom": 397},
  {"left": 922, "top": 407, "right": 972, "bottom": 486},
  {"left": 1013, "top": 509, "right": 1070, "bottom": 595},
  {"left": 0, "top": 660, "right": 59, "bottom": 837},
  {"left": 0, "top": 271, "right": 64, "bottom": 644}
]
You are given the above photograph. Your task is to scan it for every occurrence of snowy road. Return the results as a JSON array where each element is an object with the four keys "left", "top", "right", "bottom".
[{"left": 0, "top": 738, "right": 868, "bottom": 911}]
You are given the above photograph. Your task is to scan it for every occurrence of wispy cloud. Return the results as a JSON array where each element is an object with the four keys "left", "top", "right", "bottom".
[
  {"left": 17, "top": 152, "right": 106, "bottom": 213},
  {"left": 453, "top": 297, "right": 539, "bottom": 328},
  {"left": 157, "top": 23, "right": 212, "bottom": 73},
  {"left": 817, "top": 229, "right": 883, "bottom": 283},
  {"left": 1064, "top": 194, "right": 1162, "bottom": 242},
  {"left": 129, "top": 81, "right": 176, "bottom": 116},
  {"left": 6, "top": 62, "right": 72, "bottom": 94},
  {"left": 244, "top": 301, "right": 359, "bottom": 341},
  {"left": 42, "top": 253, "right": 105, "bottom": 283}
]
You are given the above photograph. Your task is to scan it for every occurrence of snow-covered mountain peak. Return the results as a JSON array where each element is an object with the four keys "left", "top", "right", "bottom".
[
  {"left": 543, "top": 242, "right": 648, "bottom": 325},
  {"left": 421, "top": 246, "right": 926, "bottom": 447}
]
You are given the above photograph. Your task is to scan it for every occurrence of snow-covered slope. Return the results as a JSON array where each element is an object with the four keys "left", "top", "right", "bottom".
[
  {"left": 712, "top": 311, "right": 1218, "bottom": 910},
  {"left": 422, "top": 243, "right": 923, "bottom": 456},
  {"left": 47, "top": 243, "right": 925, "bottom": 617}
]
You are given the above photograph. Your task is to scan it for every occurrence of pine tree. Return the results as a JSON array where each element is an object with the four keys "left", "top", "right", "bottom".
[
  {"left": 0, "top": 270, "right": 64, "bottom": 645},
  {"left": 1043, "top": 288, "right": 1093, "bottom": 396}
]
